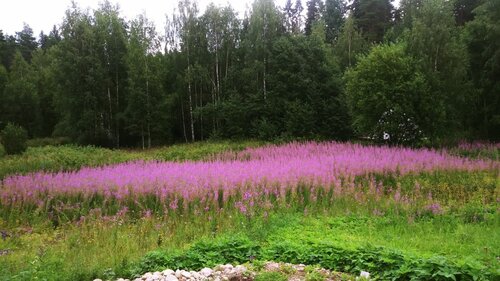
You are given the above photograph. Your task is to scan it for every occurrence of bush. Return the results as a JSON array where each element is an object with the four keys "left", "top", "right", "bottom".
[
  {"left": 345, "top": 43, "right": 439, "bottom": 144},
  {"left": 133, "top": 235, "right": 260, "bottom": 275},
  {"left": 0, "top": 123, "right": 28, "bottom": 155}
]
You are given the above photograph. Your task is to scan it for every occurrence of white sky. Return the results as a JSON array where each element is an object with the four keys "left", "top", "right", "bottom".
[{"left": 0, "top": 0, "right": 289, "bottom": 37}]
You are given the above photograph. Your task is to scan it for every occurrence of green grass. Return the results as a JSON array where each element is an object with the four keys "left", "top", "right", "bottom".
[
  {"left": 1, "top": 188, "right": 498, "bottom": 280},
  {"left": 0, "top": 140, "right": 263, "bottom": 179},
  {"left": 254, "top": 271, "right": 288, "bottom": 281}
]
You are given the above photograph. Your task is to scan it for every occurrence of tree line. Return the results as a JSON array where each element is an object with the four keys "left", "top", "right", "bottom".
[{"left": 0, "top": 0, "right": 498, "bottom": 148}]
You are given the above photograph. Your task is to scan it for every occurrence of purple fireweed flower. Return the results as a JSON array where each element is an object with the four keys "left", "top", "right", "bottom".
[
  {"left": 143, "top": 209, "right": 152, "bottom": 218},
  {"left": 426, "top": 203, "right": 443, "bottom": 215},
  {"left": 235, "top": 201, "right": 247, "bottom": 214},
  {"left": 0, "top": 142, "right": 497, "bottom": 210},
  {"left": 169, "top": 199, "right": 178, "bottom": 210},
  {"left": 394, "top": 189, "right": 401, "bottom": 202}
]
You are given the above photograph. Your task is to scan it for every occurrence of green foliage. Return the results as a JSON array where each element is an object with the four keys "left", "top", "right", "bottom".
[
  {"left": 334, "top": 15, "right": 367, "bottom": 70},
  {"left": 26, "top": 137, "right": 71, "bottom": 147},
  {"left": 305, "top": 269, "right": 326, "bottom": 281},
  {"left": 345, "top": 43, "right": 430, "bottom": 143},
  {"left": 1, "top": 0, "right": 498, "bottom": 145},
  {"left": 134, "top": 235, "right": 260, "bottom": 274},
  {"left": 464, "top": 0, "right": 500, "bottom": 140},
  {"left": 132, "top": 232, "right": 496, "bottom": 280},
  {"left": 0, "top": 145, "right": 134, "bottom": 179},
  {"left": 403, "top": 0, "right": 471, "bottom": 138},
  {"left": 255, "top": 271, "right": 288, "bottom": 281},
  {"left": 351, "top": 0, "right": 394, "bottom": 43},
  {"left": 0, "top": 123, "right": 28, "bottom": 155},
  {"left": 152, "top": 140, "right": 261, "bottom": 161},
  {"left": 0, "top": 52, "right": 39, "bottom": 136}
]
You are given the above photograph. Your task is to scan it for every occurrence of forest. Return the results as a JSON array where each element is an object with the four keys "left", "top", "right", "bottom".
[{"left": 0, "top": 0, "right": 499, "bottom": 148}]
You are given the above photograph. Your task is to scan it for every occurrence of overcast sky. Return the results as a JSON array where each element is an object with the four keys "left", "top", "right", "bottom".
[{"left": 1, "top": 0, "right": 291, "bottom": 37}]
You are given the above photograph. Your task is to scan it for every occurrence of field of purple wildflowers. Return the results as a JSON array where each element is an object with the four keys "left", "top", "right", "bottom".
[
  {"left": 1, "top": 142, "right": 498, "bottom": 223},
  {"left": 0, "top": 141, "right": 498, "bottom": 280}
]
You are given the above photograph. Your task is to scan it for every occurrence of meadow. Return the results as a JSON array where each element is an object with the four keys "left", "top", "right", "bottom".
[{"left": 0, "top": 141, "right": 499, "bottom": 280}]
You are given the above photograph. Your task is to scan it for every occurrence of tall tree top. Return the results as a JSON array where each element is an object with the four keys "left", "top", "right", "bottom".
[
  {"left": 16, "top": 24, "right": 38, "bottom": 62},
  {"left": 305, "top": 0, "right": 324, "bottom": 35}
]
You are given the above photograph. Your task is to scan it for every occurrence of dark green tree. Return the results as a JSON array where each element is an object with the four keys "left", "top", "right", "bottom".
[
  {"left": 334, "top": 15, "right": 367, "bottom": 70},
  {"left": 0, "top": 51, "right": 40, "bottom": 135},
  {"left": 16, "top": 24, "right": 38, "bottom": 62},
  {"left": 126, "top": 14, "right": 164, "bottom": 148},
  {"left": 465, "top": 0, "right": 500, "bottom": 139},
  {"left": 305, "top": 0, "right": 324, "bottom": 35},
  {"left": 53, "top": 3, "right": 109, "bottom": 145},
  {"left": 345, "top": 43, "right": 431, "bottom": 140},
  {"left": 31, "top": 48, "right": 59, "bottom": 137},
  {"left": 351, "top": 0, "right": 393, "bottom": 43},
  {"left": 454, "top": 0, "right": 480, "bottom": 26},
  {"left": 94, "top": 1, "right": 129, "bottom": 147},
  {"left": 39, "top": 25, "right": 62, "bottom": 50},
  {"left": 0, "top": 32, "right": 18, "bottom": 69},
  {"left": 324, "top": 0, "right": 345, "bottom": 43},
  {"left": 404, "top": 0, "right": 470, "bottom": 137}
]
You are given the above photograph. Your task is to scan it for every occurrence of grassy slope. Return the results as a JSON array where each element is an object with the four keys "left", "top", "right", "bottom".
[
  {"left": 1, "top": 211, "right": 498, "bottom": 280},
  {"left": 0, "top": 141, "right": 499, "bottom": 280},
  {"left": 0, "top": 140, "right": 263, "bottom": 180}
]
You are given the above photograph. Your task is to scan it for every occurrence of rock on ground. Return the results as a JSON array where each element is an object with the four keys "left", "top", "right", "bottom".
[{"left": 96, "top": 261, "right": 362, "bottom": 281}]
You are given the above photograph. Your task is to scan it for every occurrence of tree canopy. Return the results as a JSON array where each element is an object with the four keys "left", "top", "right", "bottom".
[{"left": 0, "top": 0, "right": 498, "bottom": 146}]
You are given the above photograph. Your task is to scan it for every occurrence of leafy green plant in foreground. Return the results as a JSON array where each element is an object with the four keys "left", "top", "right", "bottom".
[{"left": 133, "top": 234, "right": 497, "bottom": 281}]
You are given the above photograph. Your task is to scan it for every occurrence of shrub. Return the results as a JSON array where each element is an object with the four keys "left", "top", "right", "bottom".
[
  {"left": 345, "top": 43, "right": 440, "bottom": 144},
  {"left": 0, "top": 123, "right": 28, "bottom": 155}
]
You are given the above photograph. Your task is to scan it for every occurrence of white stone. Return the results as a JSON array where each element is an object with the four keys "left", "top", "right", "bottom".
[
  {"left": 200, "top": 268, "right": 213, "bottom": 277},
  {"left": 181, "top": 271, "right": 192, "bottom": 278},
  {"left": 224, "top": 264, "right": 233, "bottom": 270},
  {"left": 234, "top": 265, "right": 246, "bottom": 273},
  {"left": 191, "top": 271, "right": 201, "bottom": 279},
  {"left": 164, "top": 274, "right": 179, "bottom": 281},
  {"left": 93, "top": 279, "right": 103, "bottom": 281},
  {"left": 360, "top": 271, "right": 370, "bottom": 279},
  {"left": 162, "top": 269, "right": 175, "bottom": 276}
]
